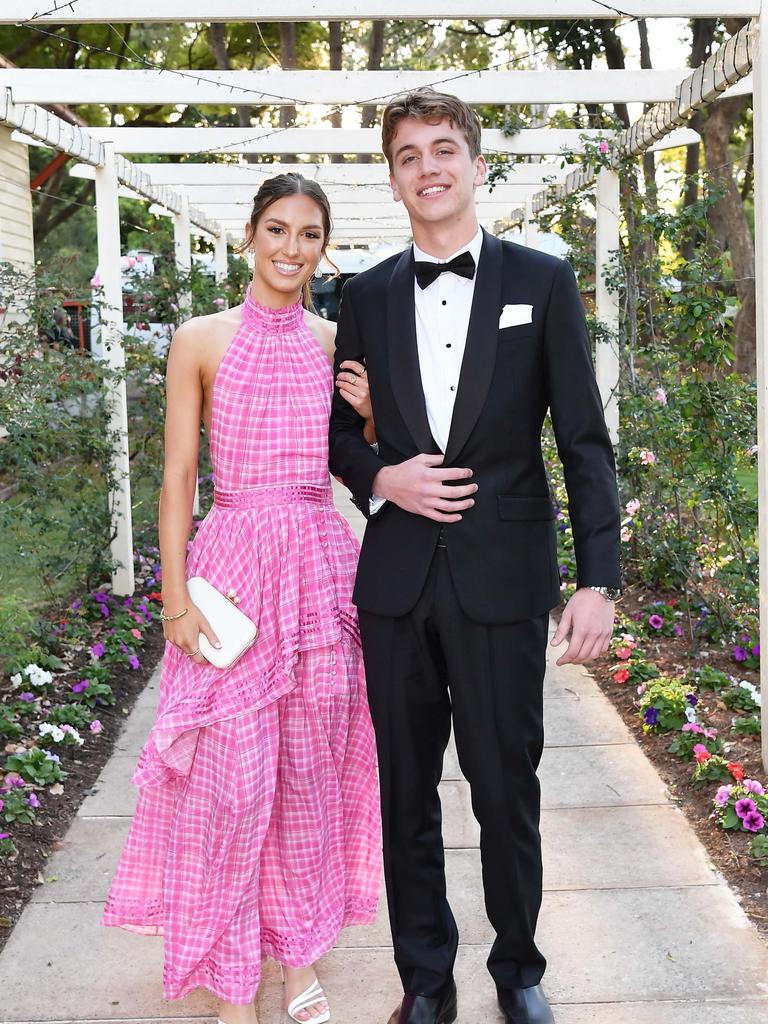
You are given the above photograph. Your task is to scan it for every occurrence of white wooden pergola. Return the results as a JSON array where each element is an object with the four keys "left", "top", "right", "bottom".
[{"left": 1, "top": 4, "right": 766, "bottom": 767}]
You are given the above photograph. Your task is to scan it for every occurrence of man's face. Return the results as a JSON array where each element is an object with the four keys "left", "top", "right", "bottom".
[{"left": 388, "top": 117, "right": 486, "bottom": 229}]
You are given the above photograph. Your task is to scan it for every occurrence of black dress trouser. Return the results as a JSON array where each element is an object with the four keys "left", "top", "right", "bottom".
[{"left": 359, "top": 545, "right": 549, "bottom": 998}]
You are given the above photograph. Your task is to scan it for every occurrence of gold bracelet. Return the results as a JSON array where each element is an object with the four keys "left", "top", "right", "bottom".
[{"left": 160, "top": 606, "right": 189, "bottom": 622}]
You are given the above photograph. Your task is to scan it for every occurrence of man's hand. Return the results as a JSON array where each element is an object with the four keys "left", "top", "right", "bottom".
[
  {"left": 550, "top": 587, "right": 615, "bottom": 666},
  {"left": 373, "top": 454, "right": 477, "bottom": 523}
]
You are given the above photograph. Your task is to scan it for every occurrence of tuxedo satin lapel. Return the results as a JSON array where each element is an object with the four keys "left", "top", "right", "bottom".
[
  {"left": 387, "top": 248, "right": 435, "bottom": 454},
  {"left": 444, "top": 229, "right": 503, "bottom": 464}
]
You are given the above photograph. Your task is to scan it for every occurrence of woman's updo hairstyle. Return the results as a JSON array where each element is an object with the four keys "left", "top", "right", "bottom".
[{"left": 236, "top": 172, "right": 338, "bottom": 311}]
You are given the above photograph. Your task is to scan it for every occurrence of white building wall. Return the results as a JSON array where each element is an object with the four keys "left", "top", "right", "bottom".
[{"left": 0, "top": 125, "right": 34, "bottom": 266}]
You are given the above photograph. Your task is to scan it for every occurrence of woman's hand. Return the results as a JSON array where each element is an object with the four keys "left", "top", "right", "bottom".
[
  {"left": 336, "top": 360, "right": 372, "bottom": 421},
  {"left": 162, "top": 600, "right": 221, "bottom": 666}
]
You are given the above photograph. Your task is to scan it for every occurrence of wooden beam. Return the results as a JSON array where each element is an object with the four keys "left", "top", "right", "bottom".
[
  {"left": 71, "top": 161, "right": 570, "bottom": 186},
  {"left": 0, "top": 68, "right": 728, "bottom": 106},
  {"left": 82, "top": 127, "right": 623, "bottom": 155},
  {"left": 2, "top": 2, "right": 759, "bottom": 22}
]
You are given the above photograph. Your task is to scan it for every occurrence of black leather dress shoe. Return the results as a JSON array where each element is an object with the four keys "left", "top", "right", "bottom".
[
  {"left": 387, "top": 978, "right": 457, "bottom": 1024},
  {"left": 497, "top": 984, "right": 554, "bottom": 1024}
]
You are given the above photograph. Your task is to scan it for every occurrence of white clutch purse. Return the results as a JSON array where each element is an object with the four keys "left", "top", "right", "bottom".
[{"left": 186, "top": 576, "right": 258, "bottom": 669}]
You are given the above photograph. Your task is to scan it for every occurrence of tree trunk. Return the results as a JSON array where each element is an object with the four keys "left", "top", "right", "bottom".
[
  {"left": 701, "top": 93, "right": 755, "bottom": 374},
  {"left": 680, "top": 20, "right": 717, "bottom": 261},
  {"left": 637, "top": 19, "right": 657, "bottom": 212},
  {"left": 329, "top": 22, "right": 344, "bottom": 163},
  {"left": 209, "top": 23, "right": 257, "bottom": 163},
  {"left": 279, "top": 23, "right": 297, "bottom": 163},
  {"left": 598, "top": 24, "right": 629, "bottom": 128},
  {"left": 358, "top": 21, "right": 386, "bottom": 164}
]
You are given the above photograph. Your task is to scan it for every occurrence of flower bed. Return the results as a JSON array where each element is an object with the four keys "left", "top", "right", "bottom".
[
  {"left": 0, "top": 546, "right": 164, "bottom": 950},
  {"left": 577, "top": 587, "right": 767, "bottom": 941}
]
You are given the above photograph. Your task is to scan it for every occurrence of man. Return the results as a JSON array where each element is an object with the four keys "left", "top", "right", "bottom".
[{"left": 329, "top": 88, "right": 621, "bottom": 1024}]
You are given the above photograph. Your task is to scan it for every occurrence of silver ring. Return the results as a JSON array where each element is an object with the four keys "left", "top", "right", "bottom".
[{"left": 188, "top": 648, "right": 200, "bottom": 658}]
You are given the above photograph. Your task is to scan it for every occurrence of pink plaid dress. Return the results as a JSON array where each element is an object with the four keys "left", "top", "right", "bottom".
[{"left": 102, "top": 291, "right": 381, "bottom": 1005}]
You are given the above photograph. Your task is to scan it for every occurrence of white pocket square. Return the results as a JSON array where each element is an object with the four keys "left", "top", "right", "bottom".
[{"left": 498, "top": 303, "right": 533, "bottom": 329}]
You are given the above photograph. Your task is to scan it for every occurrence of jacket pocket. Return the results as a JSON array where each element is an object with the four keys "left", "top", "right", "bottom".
[{"left": 497, "top": 494, "right": 555, "bottom": 521}]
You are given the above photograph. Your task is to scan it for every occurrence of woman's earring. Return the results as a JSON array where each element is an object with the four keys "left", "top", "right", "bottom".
[{"left": 246, "top": 247, "right": 255, "bottom": 271}]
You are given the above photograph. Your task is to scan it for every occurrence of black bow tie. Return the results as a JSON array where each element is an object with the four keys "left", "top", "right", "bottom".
[{"left": 413, "top": 250, "right": 476, "bottom": 290}]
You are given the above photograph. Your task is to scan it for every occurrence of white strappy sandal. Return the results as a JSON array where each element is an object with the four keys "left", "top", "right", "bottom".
[{"left": 284, "top": 975, "right": 331, "bottom": 1024}]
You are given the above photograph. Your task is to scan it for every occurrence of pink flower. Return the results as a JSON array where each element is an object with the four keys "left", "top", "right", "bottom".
[
  {"left": 90, "top": 720, "right": 103, "bottom": 734},
  {"left": 127, "top": 256, "right": 136, "bottom": 269},
  {"left": 615, "top": 646, "right": 632, "bottom": 661},
  {"left": 715, "top": 785, "right": 732, "bottom": 806},
  {"left": 743, "top": 779, "right": 765, "bottom": 796},
  {"left": 693, "top": 744, "right": 711, "bottom": 764},
  {"left": 735, "top": 797, "right": 757, "bottom": 819},
  {"left": 639, "top": 450, "right": 656, "bottom": 465},
  {"left": 648, "top": 614, "right": 664, "bottom": 630},
  {"left": 214, "top": 297, "right": 226, "bottom": 306},
  {"left": 131, "top": 628, "right": 142, "bottom": 639},
  {"left": 613, "top": 668, "right": 630, "bottom": 684},
  {"left": 136, "top": 254, "right": 144, "bottom": 264},
  {"left": 598, "top": 140, "right": 609, "bottom": 154},
  {"left": 742, "top": 810, "right": 765, "bottom": 833},
  {"left": 90, "top": 272, "right": 101, "bottom": 288},
  {"left": 654, "top": 387, "right": 667, "bottom": 405},
  {"left": 625, "top": 498, "right": 640, "bottom": 516}
]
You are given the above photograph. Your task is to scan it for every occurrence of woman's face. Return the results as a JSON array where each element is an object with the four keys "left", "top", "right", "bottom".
[{"left": 248, "top": 193, "right": 326, "bottom": 304}]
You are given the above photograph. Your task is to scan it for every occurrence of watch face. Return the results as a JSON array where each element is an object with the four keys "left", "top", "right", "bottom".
[{"left": 606, "top": 587, "right": 622, "bottom": 601}]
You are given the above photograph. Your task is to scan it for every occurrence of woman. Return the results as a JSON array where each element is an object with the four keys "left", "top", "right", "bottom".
[{"left": 103, "top": 174, "right": 381, "bottom": 1024}]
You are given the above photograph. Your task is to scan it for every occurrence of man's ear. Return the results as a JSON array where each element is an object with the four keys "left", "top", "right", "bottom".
[
  {"left": 474, "top": 154, "right": 488, "bottom": 188},
  {"left": 389, "top": 172, "right": 402, "bottom": 204}
]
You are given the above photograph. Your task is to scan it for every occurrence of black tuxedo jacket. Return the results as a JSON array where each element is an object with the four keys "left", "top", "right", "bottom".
[{"left": 329, "top": 229, "right": 621, "bottom": 624}]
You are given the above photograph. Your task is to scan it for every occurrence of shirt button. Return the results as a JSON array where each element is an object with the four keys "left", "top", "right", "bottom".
[
  {"left": 446, "top": 343, "right": 452, "bottom": 348},
  {"left": 450, "top": 386, "right": 456, "bottom": 392},
  {"left": 442, "top": 300, "right": 447, "bottom": 306}
]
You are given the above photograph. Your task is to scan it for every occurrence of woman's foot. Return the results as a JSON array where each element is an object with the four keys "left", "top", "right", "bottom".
[
  {"left": 218, "top": 999, "right": 259, "bottom": 1024},
  {"left": 282, "top": 964, "right": 330, "bottom": 1022}
]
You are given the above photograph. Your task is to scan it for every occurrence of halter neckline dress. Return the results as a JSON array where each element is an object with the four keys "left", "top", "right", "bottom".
[{"left": 103, "top": 290, "right": 381, "bottom": 1005}]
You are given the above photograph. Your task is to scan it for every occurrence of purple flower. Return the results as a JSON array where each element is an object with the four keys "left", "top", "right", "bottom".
[
  {"left": 18, "top": 692, "right": 36, "bottom": 702},
  {"left": 559, "top": 565, "right": 568, "bottom": 576},
  {"left": 71, "top": 679, "right": 90, "bottom": 694},
  {"left": 674, "top": 624, "right": 683, "bottom": 637},
  {"left": 648, "top": 614, "right": 664, "bottom": 630},
  {"left": 90, "top": 720, "right": 103, "bottom": 734},
  {"left": 742, "top": 810, "right": 765, "bottom": 833},
  {"left": 643, "top": 707, "right": 659, "bottom": 726},
  {"left": 128, "top": 654, "right": 140, "bottom": 671},
  {"left": 43, "top": 750, "right": 61, "bottom": 763},
  {"left": 751, "top": 643, "right": 760, "bottom": 658},
  {"left": 735, "top": 797, "right": 757, "bottom": 819},
  {"left": 91, "top": 642, "right": 106, "bottom": 659},
  {"left": 686, "top": 693, "right": 698, "bottom": 706},
  {"left": 70, "top": 599, "right": 82, "bottom": 611},
  {"left": 4, "top": 777, "right": 24, "bottom": 789},
  {"left": 733, "top": 646, "right": 748, "bottom": 662},
  {"left": 715, "top": 785, "right": 732, "bottom": 806},
  {"left": 27, "top": 793, "right": 40, "bottom": 808},
  {"left": 0, "top": 833, "right": 10, "bottom": 840},
  {"left": 743, "top": 779, "right": 765, "bottom": 796}
]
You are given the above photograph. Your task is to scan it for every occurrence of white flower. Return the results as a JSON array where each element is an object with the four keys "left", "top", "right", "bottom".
[
  {"left": 39, "top": 723, "right": 65, "bottom": 743},
  {"left": 625, "top": 498, "right": 640, "bottom": 516},
  {"left": 685, "top": 706, "right": 698, "bottom": 723},
  {"left": 9, "top": 673, "right": 22, "bottom": 688},
  {"left": 754, "top": 692, "right": 762, "bottom": 708},
  {"left": 739, "top": 680, "right": 757, "bottom": 693}
]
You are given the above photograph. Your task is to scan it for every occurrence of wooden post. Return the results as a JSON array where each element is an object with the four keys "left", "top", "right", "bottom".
[
  {"left": 214, "top": 230, "right": 228, "bottom": 283},
  {"left": 595, "top": 167, "right": 620, "bottom": 445},
  {"left": 94, "top": 142, "right": 135, "bottom": 595}
]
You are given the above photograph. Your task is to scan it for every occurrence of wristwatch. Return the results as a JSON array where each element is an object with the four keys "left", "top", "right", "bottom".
[{"left": 586, "top": 585, "right": 622, "bottom": 602}]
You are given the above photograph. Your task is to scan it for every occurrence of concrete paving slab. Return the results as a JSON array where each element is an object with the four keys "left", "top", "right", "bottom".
[
  {"left": 543, "top": 692, "right": 631, "bottom": 746},
  {"left": 77, "top": 755, "right": 138, "bottom": 818},
  {"left": 31, "top": 817, "right": 130, "bottom": 903},
  {"left": 542, "top": 663, "right": 597, "bottom": 700},
  {"left": 538, "top": 885, "right": 768, "bottom": 1004},
  {"left": 113, "top": 704, "right": 156, "bottom": 755},
  {"left": 547, "top": 1000, "right": 768, "bottom": 1024}
]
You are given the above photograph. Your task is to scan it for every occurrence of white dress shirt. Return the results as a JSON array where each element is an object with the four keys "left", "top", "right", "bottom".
[
  {"left": 371, "top": 226, "right": 484, "bottom": 512},
  {"left": 412, "top": 226, "right": 483, "bottom": 453}
]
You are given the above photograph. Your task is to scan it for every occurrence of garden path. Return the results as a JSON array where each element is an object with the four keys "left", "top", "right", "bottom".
[{"left": 1, "top": 481, "right": 768, "bottom": 1024}]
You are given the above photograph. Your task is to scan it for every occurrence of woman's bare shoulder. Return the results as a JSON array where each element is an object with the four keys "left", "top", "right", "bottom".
[{"left": 170, "top": 306, "right": 243, "bottom": 359}]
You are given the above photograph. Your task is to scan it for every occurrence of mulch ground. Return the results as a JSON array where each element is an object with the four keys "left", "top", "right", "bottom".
[
  {"left": 578, "top": 585, "right": 768, "bottom": 942},
  {"left": 0, "top": 623, "right": 165, "bottom": 955}
]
